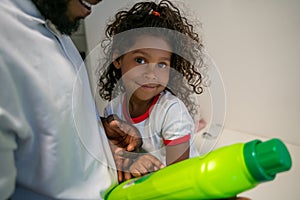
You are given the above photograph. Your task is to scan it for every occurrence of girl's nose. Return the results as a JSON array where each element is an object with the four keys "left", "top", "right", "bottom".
[{"left": 143, "top": 63, "right": 158, "bottom": 80}]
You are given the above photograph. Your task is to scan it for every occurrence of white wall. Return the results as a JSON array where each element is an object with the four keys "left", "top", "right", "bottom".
[
  {"left": 84, "top": 0, "right": 300, "bottom": 199},
  {"left": 188, "top": 0, "right": 300, "bottom": 147}
]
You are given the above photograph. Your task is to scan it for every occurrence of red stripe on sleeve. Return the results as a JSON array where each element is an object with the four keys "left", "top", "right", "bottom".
[{"left": 163, "top": 134, "right": 190, "bottom": 146}]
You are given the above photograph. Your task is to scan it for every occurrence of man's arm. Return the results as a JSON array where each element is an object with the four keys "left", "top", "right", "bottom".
[{"left": 0, "top": 60, "right": 19, "bottom": 199}]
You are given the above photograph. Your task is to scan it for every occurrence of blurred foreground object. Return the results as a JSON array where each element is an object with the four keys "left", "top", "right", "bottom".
[{"left": 104, "top": 138, "right": 292, "bottom": 199}]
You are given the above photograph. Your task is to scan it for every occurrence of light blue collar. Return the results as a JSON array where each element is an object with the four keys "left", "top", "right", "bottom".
[{"left": 13, "top": 0, "right": 46, "bottom": 25}]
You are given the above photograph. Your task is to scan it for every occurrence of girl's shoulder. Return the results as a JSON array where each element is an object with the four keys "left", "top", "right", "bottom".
[{"left": 158, "top": 90, "right": 185, "bottom": 106}]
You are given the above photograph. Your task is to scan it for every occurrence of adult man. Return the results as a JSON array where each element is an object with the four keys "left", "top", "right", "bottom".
[{"left": 0, "top": 0, "right": 150, "bottom": 199}]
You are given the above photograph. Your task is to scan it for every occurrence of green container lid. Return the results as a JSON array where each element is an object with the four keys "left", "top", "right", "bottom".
[{"left": 243, "top": 138, "right": 292, "bottom": 182}]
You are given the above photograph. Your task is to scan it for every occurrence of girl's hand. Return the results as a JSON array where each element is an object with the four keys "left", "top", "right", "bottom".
[
  {"left": 116, "top": 150, "right": 165, "bottom": 182},
  {"left": 127, "top": 154, "right": 165, "bottom": 178}
]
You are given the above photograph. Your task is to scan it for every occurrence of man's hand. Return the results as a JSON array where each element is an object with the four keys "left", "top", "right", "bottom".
[
  {"left": 102, "top": 114, "right": 144, "bottom": 182},
  {"left": 108, "top": 142, "right": 133, "bottom": 183},
  {"left": 102, "top": 114, "right": 142, "bottom": 151}
]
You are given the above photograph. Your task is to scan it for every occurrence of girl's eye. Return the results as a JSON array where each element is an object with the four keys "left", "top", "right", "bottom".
[
  {"left": 135, "top": 57, "right": 145, "bottom": 64},
  {"left": 157, "top": 63, "right": 167, "bottom": 69}
]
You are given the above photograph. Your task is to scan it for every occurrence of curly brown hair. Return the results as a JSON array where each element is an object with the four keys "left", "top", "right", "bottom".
[{"left": 97, "top": 0, "right": 207, "bottom": 118}]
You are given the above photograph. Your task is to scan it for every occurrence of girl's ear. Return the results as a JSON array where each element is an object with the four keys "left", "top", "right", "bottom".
[{"left": 113, "top": 51, "right": 121, "bottom": 69}]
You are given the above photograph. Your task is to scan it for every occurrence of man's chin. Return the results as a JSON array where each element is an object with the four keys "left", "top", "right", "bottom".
[
  {"left": 31, "top": 0, "right": 81, "bottom": 35},
  {"left": 56, "top": 18, "right": 81, "bottom": 35}
]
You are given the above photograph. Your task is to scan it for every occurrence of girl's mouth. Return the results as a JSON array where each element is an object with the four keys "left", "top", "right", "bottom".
[{"left": 141, "top": 84, "right": 157, "bottom": 88}]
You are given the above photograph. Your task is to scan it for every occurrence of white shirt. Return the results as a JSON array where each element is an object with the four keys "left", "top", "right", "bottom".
[
  {"left": 105, "top": 91, "right": 198, "bottom": 165},
  {"left": 0, "top": 0, "right": 117, "bottom": 199}
]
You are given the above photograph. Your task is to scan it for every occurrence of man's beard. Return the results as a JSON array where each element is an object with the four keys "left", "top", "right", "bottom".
[{"left": 31, "top": 0, "right": 81, "bottom": 35}]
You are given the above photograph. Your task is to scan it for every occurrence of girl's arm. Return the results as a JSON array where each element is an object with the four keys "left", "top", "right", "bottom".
[{"left": 166, "top": 141, "right": 190, "bottom": 165}]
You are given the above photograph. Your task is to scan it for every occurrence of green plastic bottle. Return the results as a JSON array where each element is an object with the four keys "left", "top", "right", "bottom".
[{"left": 104, "top": 138, "right": 292, "bottom": 200}]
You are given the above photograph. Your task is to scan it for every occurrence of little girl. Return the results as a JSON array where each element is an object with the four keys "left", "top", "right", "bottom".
[{"left": 98, "top": 0, "right": 206, "bottom": 176}]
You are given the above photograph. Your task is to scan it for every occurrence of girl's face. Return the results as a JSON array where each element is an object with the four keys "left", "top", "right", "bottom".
[{"left": 114, "top": 35, "right": 172, "bottom": 102}]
